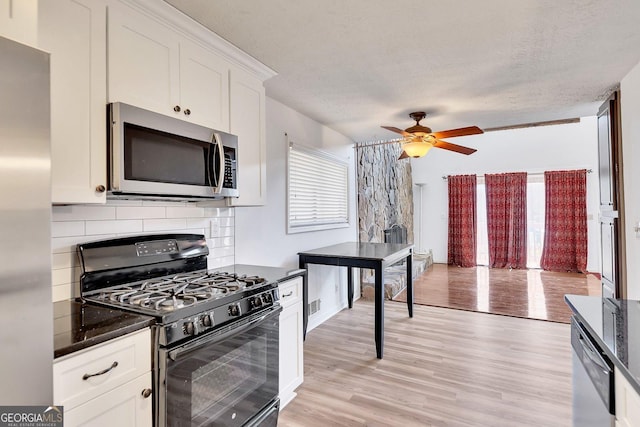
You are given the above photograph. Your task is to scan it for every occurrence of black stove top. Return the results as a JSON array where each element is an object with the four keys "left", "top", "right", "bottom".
[
  {"left": 88, "top": 271, "right": 267, "bottom": 314},
  {"left": 77, "top": 234, "right": 279, "bottom": 346}
]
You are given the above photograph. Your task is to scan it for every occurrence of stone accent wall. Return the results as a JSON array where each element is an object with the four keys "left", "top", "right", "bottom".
[
  {"left": 357, "top": 143, "right": 414, "bottom": 243},
  {"left": 356, "top": 143, "right": 414, "bottom": 298}
]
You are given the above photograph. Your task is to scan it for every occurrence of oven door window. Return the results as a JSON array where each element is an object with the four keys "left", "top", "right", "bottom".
[
  {"left": 162, "top": 310, "right": 279, "bottom": 427},
  {"left": 124, "top": 122, "right": 218, "bottom": 187}
]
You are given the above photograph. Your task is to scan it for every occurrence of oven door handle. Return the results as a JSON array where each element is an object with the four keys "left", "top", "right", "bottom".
[{"left": 168, "top": 306, "right": 282, "bottom": 361}]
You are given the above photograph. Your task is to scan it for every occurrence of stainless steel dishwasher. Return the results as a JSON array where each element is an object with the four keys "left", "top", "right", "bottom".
[{"left": 571, "top": 316, "right": 615, "bottom": 427}]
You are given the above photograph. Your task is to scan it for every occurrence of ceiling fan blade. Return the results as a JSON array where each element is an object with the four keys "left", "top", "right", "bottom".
[
  {"left": 433, "top": 139, "right": 477, "bottom": 155},
  {"left": 398, "top": 150, "right": 409, "bottom": 160},
  {"left": 381, "top": 126, "right": 411, "bottom": 137},
  {"left": 431, "top": 126, "right": 483, "bottom": 139}
]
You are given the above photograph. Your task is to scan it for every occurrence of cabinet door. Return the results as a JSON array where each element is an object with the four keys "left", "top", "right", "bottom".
[
  {"left": 64, "top": 374, "right": 152, "bottom": 427},
  {"left": 598, "top": 97, "right": 616, "bottom": 208},
  {"left": 278, "top": 277, "right": 303, "bottom": 409},
  {"left": 597, "top": 91, "right": 624, "bottom": 298},
  {"left": 39, "top": 0, "right": 107, "bottom": 204},
  {"left": 615, "top": 369, "right": 640, "bottom": 427},
  {"left": 228, "top": 67, "right": 267, "bottom": 206},
  {"left": 107, "top": 3, "right": 180, "bottom": 117},
  {"left": 179, "top": 40, "right": 229, "bottom": 131},
  {"left": 0, "top": 0, "right": 37, "bottom": 46}
]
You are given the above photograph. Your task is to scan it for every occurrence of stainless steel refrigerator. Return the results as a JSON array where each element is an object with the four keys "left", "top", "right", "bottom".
[{"left": 0, "top": 35, "right": 52, "bottom": 405}]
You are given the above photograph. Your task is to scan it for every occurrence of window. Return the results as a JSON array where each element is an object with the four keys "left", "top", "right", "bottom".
[
  {"left": 287, "top": 140, "right": 349, "bottom": 233},
  {"left": 475, "top": 175, "right": 546, "bottom": 268}
]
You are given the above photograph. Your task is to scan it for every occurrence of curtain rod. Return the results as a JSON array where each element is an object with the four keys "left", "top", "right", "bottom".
[{"left": 441, "top": 169, "right": 593, "bottom": 180}]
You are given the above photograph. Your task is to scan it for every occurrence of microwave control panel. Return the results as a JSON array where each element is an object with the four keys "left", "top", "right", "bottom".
[{"left": 223, "top": 147, "right": 237, "bottom": 189}]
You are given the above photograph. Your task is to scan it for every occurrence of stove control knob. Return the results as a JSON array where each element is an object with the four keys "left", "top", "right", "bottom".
[
  {"left": 201, "top": 314, "right": 213, "bottom": 327},
  {"left": 252, "top": 296, "right": 263, "bottom": 309},
  {"left": 262, "top": 293, "right": 273, "bottom": 304},
  {"left": 229, "top": 304, "right": 241, "bottom": 317},
  {"left": 184, "top": 321, "right": 195, "bottom": 336}
]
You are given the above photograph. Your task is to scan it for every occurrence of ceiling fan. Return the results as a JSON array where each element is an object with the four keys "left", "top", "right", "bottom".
[{"left": 375, "top": 112, "right": 483, "bottom": 159}]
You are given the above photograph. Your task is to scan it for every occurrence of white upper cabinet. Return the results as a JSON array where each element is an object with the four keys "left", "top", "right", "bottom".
[
  {"left": 37, "top": 0, "right": 274, "bottom": 205},
  {"left": 107, "top": 4, "right": 179, "bottom": 119},
  {"left": 107, "top": 2, "right": 229, "bottom": 131},
  {"left": 179, "top": 41, "right": 229, "bottom": 131},
  {"left": 39, "top": 0, "right": 108, "bottom": 204},
  {"left": 0, "top": 0, "right": 38, "bottom": 47},
  {"left": 227, "top": 66, "right": 267, "bottom": 206}
]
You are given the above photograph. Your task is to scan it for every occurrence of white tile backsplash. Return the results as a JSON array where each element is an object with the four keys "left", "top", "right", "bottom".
[
  {"left": 86, "top": 219, "right": 143, "bottom": 235},
  {"left": 51, "top": 221, "right": 85, "bottom": 238},
  {"left": 116, "top": 206, "right": 166, "bottom": 219},
  {"left": 166, "top": 206, "right": 204, "bottom": 218},
  {"left": 52, "top": 205, "right": 116, "bottom": 221},
  {"left": 143, "top": 218, "right": 187, "bottom": 232},
  {"left": 51, "top": 201, "right": 235, "bottom": 302}
]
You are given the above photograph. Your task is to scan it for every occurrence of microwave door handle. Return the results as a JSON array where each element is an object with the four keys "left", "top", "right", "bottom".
[{"left": 214, "top": 135, "right": 224, "bottom": 193}]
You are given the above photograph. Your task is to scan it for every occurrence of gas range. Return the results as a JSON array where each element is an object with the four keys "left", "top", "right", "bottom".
[
  {"left": 78, "top": 234, "right": 279, "bottom": 346},
  {"left": 77, "top": 233, "right": 282, "bottom": 427}
]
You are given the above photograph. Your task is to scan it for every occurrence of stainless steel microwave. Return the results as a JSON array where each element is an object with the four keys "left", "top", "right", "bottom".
[{"left": 108, "top": 102, "right": 238, "bottom": 200}]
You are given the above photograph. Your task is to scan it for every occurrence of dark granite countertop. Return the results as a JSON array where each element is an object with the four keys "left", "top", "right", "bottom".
[
  {"left": 211, "top": 264, "right": 306, "bottom": 284},
  {"left": 54, "top": 299, "right": 154, "bottom": 359},
  {"left": 565, "top": 294, "right": 640, "bottom": 395}
]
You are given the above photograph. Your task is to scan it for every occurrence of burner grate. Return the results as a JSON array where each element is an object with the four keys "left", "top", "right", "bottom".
[{"left": 90, "top": 271, "right": 269, "bottom": 313}]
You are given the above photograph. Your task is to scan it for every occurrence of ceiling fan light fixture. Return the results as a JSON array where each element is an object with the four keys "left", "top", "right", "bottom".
[{"left": 402, "top": 139, "right": 432, "bottom": 158}]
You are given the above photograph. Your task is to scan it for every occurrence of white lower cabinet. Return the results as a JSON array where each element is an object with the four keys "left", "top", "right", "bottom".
[
  {"left": 615, "top": 369, "right": 640, "bottom": 427},
  {"left": 54, "top": 328, "right": 152, "bottom": 427},
  {"left": 64, "top": 374, "right": 152, "bottom": 426},
  {"left": 278, "top": 276, "right": 304, "bottom": 409}
]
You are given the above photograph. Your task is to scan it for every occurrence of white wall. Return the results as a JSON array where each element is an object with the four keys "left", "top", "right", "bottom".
[
  {"left": 234, "top": 97, "right": 358, "bottom": 331},
  {"left": 412, "top": 118, "right": 600, "bottom": 272},
  {"left": 621, "top": 59, "right": 640, "bottom": 299},
  {"left": 50, "top": 201, "right": 235, "bottom": 302}
]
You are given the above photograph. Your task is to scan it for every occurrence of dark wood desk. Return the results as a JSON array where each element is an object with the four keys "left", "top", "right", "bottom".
[{"left": 298, "top": 242, "right": 414, "bottom": 359}]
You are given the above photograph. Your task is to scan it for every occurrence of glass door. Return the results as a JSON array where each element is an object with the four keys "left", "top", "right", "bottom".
[{"left": 159, "top": 308, "right": 280, "bottom": 427}]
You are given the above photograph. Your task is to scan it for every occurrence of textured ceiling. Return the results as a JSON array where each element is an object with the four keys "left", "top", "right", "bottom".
[{"left": 165, "top": 0, "right": 640, "bottom": 142}]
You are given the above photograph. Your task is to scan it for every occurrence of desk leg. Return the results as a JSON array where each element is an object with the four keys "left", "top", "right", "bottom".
[
  {"left": 374, "top": 263, "right": 384, "bottom": 359},
  {"left": 406, "top": 253, "right": 413, "bottom": 318},
  {"left": 299, "top": 258, "right": 308, "bottom": 341},
  {"left": 347, "top": 266, "right": 354, "bottom": 309}
]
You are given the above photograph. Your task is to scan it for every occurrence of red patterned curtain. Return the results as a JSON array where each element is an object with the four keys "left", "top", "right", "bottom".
[
  {"left": 448, "top": 174, "right": 477, "bottom": 267},
  {"left": 485, "top": 172, "right": 527, "bottom": 269},
  {"left": 540, "top": 169, "right": 588, "bottom": 273}
]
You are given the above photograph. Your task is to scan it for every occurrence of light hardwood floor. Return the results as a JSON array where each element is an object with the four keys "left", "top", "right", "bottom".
[
  {"left": 279, "top": 300, "right": 572, "bottom": 427},
  {"left": 394, "top": 264, "right": 601, "bottom": 323}
]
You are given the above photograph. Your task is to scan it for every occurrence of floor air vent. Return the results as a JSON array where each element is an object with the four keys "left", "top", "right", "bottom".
[{"left": 309, "top": 299, "right": 321, "bottom": 315}]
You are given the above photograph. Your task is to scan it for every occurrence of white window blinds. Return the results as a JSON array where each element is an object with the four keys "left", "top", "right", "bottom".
[{"left": 287, "top": 141, "right": 349, "bottom": 233}]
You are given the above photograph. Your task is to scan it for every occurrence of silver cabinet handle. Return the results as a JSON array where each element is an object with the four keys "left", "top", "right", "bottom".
[
  {"left": 82, "top": 361, "right": 118, "bottom": 380},
  {"left": 173, "top": 105, "right": 181, "bottom": 112},
  {"left": 141, "top": 388, "right": 152, "bottom": 398},
  {"left": 184, "top": 108, "right": 191, "bottom": 116},
  {"left": 282, "top": 291, "right": 293, "bottom": 298}
]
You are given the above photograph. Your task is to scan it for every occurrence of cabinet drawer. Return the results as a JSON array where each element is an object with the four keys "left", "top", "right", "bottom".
[
  {"left": 54, "top": 328, "right": 151, "bottom": 411},
  {"left": 279, "top": 277, "right": 302, "bottom": 309}
]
